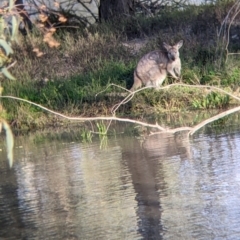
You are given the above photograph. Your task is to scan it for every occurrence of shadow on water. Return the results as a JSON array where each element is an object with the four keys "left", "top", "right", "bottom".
[{"left": 1, "top": 120, "right": 240, "bottom": 239}]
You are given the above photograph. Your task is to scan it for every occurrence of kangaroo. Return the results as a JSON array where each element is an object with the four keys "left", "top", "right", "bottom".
[{"left": 130, "top": 40, "right": 183, "bottom": 91}]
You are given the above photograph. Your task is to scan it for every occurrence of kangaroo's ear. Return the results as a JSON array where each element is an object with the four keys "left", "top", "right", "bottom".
[
  {"left": 176, "top": 40, "right": 183, "bottom": 49},
  {"left": 163, "top": 42, "right": 171, "bottom": 51}
]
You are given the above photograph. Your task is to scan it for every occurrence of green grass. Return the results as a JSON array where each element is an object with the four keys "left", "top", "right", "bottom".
[
  {"left": 3, "top": 60, "right": 134, "bottom": 111},
  {"left": 192, "top": 92, "right": 230, "bottom": 109}
]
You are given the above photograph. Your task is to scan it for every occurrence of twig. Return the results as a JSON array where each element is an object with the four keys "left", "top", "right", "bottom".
[
  {"left": 95, "top": 83, "right": 131, "bottom": 98},
  {"left": 164, "top": 83, "right": 240, "bottom": 102},
  {"left": 7, "top": 61, "right": 17, "bottom": 70},
  {"left": 218, "top": 0, "right": 238, "bottom": 37},
  {"left": 100, "top": 83, "right": 240, "bottom": 103}
]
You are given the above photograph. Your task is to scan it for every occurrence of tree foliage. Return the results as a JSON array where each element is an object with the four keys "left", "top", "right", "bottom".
[{"left": 0, "top": 0, "right": 19, "bottom": 80}]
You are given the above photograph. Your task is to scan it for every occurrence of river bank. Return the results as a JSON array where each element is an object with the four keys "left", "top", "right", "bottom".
[{"left": 1, "top": 1, "right": 240, "bottom": 131}]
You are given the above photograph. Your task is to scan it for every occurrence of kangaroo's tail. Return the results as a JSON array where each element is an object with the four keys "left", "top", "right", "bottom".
[{"left": 130, "top": 71, "right": 142, "bottom": 91}]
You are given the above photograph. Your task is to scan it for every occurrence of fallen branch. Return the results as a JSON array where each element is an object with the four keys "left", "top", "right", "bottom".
[
  {"left": 1, "top": 95, "right": 167, "bottom": 131},
  {"left": 189, "top": 105, "right": 240, "bottom": 135},
  {"left": 100, "top": 83, "right": 240, "bottom": 133},
  {"left": 1, "top": 82, "right": 240, "bottom": 135}
]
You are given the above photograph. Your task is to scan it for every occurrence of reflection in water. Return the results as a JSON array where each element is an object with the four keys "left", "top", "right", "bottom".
[
  {"left": 120, "top": 132, "right": 191, "bottom": 239},
  {"left": 2, "top": 140, "right": 139, "bottom": 239},
  {"left": 0, "top": 129, "right": 240, "bottom": 239}
]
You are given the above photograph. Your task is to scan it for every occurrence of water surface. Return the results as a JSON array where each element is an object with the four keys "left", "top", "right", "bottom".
[{"left": 1, "top": 127, "right": 240, "bottom": 239}]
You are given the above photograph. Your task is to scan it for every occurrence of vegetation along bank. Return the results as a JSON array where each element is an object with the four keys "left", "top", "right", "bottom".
[{"left": 1, "top": 0, "right": 240, "bottom": 131}]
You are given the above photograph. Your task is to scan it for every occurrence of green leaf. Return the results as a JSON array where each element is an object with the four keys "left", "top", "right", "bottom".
[
  {"left": 0, "top": 16, "right": 5, "bottom": 37},
  {"left": 2, "top": 120, "right": 14, "bottom": 168},
  {"left": 0, "top": 39, "right": 13, "bottom": 56},
  {"left": 1, "top": 67, "right": 16, "bottom": 80},
  {"left": 11, "top": 16, "right": 19, "bottom": 42}
]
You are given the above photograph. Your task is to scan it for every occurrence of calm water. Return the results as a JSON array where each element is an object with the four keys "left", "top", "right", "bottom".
[{"left": 1, "top": 126, "right": 240, "bottom": 239}]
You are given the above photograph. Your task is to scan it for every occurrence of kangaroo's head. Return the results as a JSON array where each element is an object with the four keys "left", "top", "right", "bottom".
[{"left": 163, "top": 40, "right": 183, "bottom": 61}]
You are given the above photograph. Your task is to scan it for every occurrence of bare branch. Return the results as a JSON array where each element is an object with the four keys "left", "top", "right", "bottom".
[
  {"left": 77, "top": 0, "right": 98, "bottom": 22},
  {"left": 0, "top": 95, "right": 167, "bottom": 131},
  {"left": 1, "top": 83, "right": 240, "bottom": 136},
  {"left": 217, "top": 1, "right": 240, "bottom": 63},
  {"left": 189, "top": 106, "right": 240, "bottom": 136},
  {"left": 225, "top": 2, "right": 240, "bottom": 62},
  {"left": 98, "top": 83, "right": 240, "bottom": 134}
]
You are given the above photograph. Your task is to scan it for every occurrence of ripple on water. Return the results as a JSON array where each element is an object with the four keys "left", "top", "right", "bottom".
[{"left": 0, "top": 131, "right": 240, "bottom": 239}]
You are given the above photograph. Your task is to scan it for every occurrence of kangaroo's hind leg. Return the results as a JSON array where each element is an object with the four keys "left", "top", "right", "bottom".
[
  {"left": 155, "top": 69, "right": 167, "bottom": 89},
  {"left": 145, "top": 67, "right": 166, "bottom": 89}
]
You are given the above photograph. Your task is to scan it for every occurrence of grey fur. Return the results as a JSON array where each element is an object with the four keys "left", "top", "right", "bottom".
[{"left": 130, "top": 40, "right": 183, "bottom": 91}]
